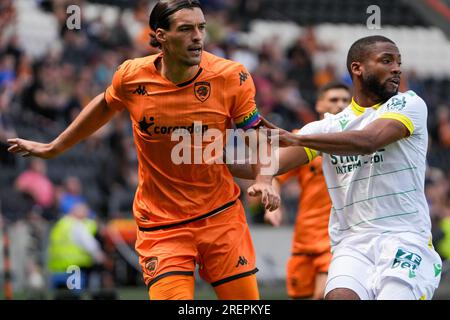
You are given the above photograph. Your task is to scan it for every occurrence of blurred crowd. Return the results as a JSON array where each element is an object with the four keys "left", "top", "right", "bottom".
[{"left": 0, "top": 0, "right": 449, "bottom": 297}]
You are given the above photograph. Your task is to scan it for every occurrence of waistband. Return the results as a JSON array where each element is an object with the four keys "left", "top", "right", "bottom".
[{"left": 138, "top": 199, "right": 237, "bottom": 232}]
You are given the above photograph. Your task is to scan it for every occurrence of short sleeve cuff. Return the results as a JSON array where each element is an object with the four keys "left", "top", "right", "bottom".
[
  {"left": 379, "top": 112, "right": 414, "bottom": 135},
  {"left": 104, "top": 87, "right": 125, "bottom": 111},
  {"left": 304, "top": 147, "right": 318, "bottom": 163}
]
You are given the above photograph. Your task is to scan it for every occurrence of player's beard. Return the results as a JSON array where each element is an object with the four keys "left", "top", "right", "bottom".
[{"left": 362, "top": 72, "right": 398, "bottom": 101}]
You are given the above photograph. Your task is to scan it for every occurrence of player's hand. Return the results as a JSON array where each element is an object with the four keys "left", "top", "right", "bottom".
[
  {"left": 260, "top": 116, "right": 301, "bottom": 148},
  {"left": 264, "top": 209, "right": 282, "bottom": 227},
  {"left": 7, "top": 138, "right": 57, "bottom": 159},
  {"left": 247, "top": 179, "right": 281, "bottom": 212}
]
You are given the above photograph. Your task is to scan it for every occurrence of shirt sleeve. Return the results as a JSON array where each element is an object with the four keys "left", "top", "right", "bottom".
[
  {"left": 378, "top": 91, "right": 427, "bottom": 136},
  {"left": 295, "top": 118, "right": 330, "bottom": 162},
  {"left": 104, "top": 60, "right": 132, "bottom": 111},
  {"left": 228, "top": 64, "right": 261, "bottom": 130}
]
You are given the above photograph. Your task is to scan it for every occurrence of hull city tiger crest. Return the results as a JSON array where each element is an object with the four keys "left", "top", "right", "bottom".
[
  {"left": 194, "top": 82, "right": 211, "bottom": 102},
  {"left": 144, "top": 257, "right": 158, "bottom": 277}
]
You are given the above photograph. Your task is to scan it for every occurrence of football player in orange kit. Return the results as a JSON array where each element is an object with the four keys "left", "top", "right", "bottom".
[
  {"left": 8, "top": 0, "right": 279, "bottom": 300},
  {"left": 264, "top": 82, "right": 350, "bottom": 299}
]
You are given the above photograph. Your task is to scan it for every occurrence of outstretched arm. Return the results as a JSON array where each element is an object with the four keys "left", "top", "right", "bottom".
[
  {"left": 8, "top": 93, "right": 117, "bottom": 158},
  {"left": 227, "top": 146, "right": 309, "bottom": 179},
  {"left": 272, "top": 118, "right": 408, "bottom": 155}
]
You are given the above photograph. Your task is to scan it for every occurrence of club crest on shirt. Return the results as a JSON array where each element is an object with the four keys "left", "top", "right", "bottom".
[
  {"left": 386, "top": 96, "right": 406, "bottom": 111},
  {"left": 144, "top": 256, "right": 158, "bottom": 277},
  {"left": 194, "top": 82, "right": 211, "bottom": 102}
]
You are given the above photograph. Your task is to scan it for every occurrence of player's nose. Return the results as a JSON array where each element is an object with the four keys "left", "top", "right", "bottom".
[
  {"left": 192, "top": 27, "right": 203, "bottom": 42},
  {"left": 391, "top": 62, "right": 401, "bottom": 75}
]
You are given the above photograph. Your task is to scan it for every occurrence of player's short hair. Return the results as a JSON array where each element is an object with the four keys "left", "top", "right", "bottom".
[
  {"left": 317, "top": 81, "right": 350, "bottom": 99},
  {"left": 149, "top": 0, "right": 202, "bottom": 48},
  {"left": 346, "top": 35, "right": 396, "bottom": 77}
]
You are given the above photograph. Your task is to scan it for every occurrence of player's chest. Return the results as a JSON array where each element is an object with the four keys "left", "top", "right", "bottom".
[{"left": 126, "top": 80, "right": 228, "bottom": 127}]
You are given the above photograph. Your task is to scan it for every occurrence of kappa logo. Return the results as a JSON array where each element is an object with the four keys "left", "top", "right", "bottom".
[
  {"left": 144, "top": 257, "right": 158, "bottom": 277},
  {"left": 133, "top": 85, "right": 150, "bottom": 96},
  {"left": 194, "top": 82, "right": 211, "bottom": 102},
  {"left": 239, "top": 71, "right": 249, "bottom": 86},
  {"left": 235, "top": 256, "right": 248, "bottom": 268}
]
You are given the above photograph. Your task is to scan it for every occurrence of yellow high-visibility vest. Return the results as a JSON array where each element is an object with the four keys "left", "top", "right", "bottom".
[
  {"left": 438, "top": 217, "right": 450, "bottom": 259},
  {"left": 47, "top": 216, "right": 97, "bottom": 272}
]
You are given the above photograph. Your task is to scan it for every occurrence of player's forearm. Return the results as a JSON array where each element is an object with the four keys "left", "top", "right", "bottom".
[
  {"left": 252, "top": 132, "right": 278, "bottom": 183},
  {"left": 50, "top": 93, "right": 116, "bottom": 156},
  {"left": 295, "top": 131, "right": 378, "bottom": 155},
  {"left": 227, "top": 163, "right": 255, "bottom": 180},
  {"left": 276, "top": 146, "right": 309, "bottom": 175},
  {"left": 251, "top": 164, "right": 274, "bottom": 184}
]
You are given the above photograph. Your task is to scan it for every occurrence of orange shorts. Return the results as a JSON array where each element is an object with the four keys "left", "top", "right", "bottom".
[
  {"left": 135, "top": 199, "right": 258, "bottom": 289},
  {"left": 286, "top": 251, "right": 332, "bottom": 298}
]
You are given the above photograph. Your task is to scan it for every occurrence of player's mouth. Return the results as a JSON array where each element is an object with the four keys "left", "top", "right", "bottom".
[
  {"left": 188, "top": 46, "right": 202, "bottom": 57},
  {"left": 387, "top": 77, "right": 400, "bottom": 89}
]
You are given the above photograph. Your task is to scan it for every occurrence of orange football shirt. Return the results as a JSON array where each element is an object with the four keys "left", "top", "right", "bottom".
[
  {"left": 278, "top": 156, "right": 331, "bottom": 254},
  {"left": 105, "top": 51, "right": 261, "bottom": 229}
]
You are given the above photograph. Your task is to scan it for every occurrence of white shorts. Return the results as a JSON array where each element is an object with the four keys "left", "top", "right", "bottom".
[{"left": 325, "top": 232, "right": 442, "bottom": 300}]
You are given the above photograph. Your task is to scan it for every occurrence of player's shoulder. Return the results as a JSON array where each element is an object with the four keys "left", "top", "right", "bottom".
[
  {"left": 116, "top": 54, "right": 160, "bottom": 79},
  {"left": 324, "top": 106, "right": 353, "bottom": 122},
  {"left": 202, "top": 51, "right": 248, "bottom": 77},
  {"left": 383, "top": 90, "right": 427, "bottom": 112}
]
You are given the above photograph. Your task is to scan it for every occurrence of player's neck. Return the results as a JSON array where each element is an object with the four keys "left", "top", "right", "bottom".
[
  {"left": 353, "top": 83, "right": 385, "bottom": 108},
  {"left": 158, "top": 57, "right": 200, "bottom": 85}
]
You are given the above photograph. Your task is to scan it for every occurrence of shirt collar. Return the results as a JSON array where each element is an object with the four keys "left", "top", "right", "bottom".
[{"left": 351, "top": 98, "right": 383, "bottom": 116}]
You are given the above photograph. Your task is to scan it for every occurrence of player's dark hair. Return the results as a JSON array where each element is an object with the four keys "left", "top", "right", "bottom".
[
  {"left": 317, "top": 81, "right": 350, "bottom": 99},
  {"left": 149, "top": 0, "right": 202, "bottom": 48},
  {"left": 346, "top": 35, "right": 396, "bottom": 78}
]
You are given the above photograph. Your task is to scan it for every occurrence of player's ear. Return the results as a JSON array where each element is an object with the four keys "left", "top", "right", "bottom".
[
  {"left": 351, "top": 62, "right": 362, "bottom": 77},
  {"left": 155, "top": 28, "right": 166, "bottom": 44}
]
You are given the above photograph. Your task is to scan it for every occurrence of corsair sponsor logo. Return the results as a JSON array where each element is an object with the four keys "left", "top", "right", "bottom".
[{"left": 138, "top": 116, "right": 209, "bottom": 136}]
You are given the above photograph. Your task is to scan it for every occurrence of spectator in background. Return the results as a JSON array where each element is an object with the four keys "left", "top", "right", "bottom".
[
  {"left": 15, "top": 158, "right": 55, "bottom": 218},
  {"left": 437, "top": 105, "right": 450, "bottom": 147},
  {"left": 426, "top": 167, "right": 450, "bottom": 261},
  {"left": 24, "top": 60, "right": 70, "bottom": 124},
  {"left": 286, "top": 38, "right": 316, "bottom": 105},
  {"left": 57, "top": 175, "right": 96, "bottom": 219},
  {"left": 0, "top": 77, "right": 16, "bottom": 165},
  {"left": 47, "top": 202, "right": 106, "bottom": 299}
]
